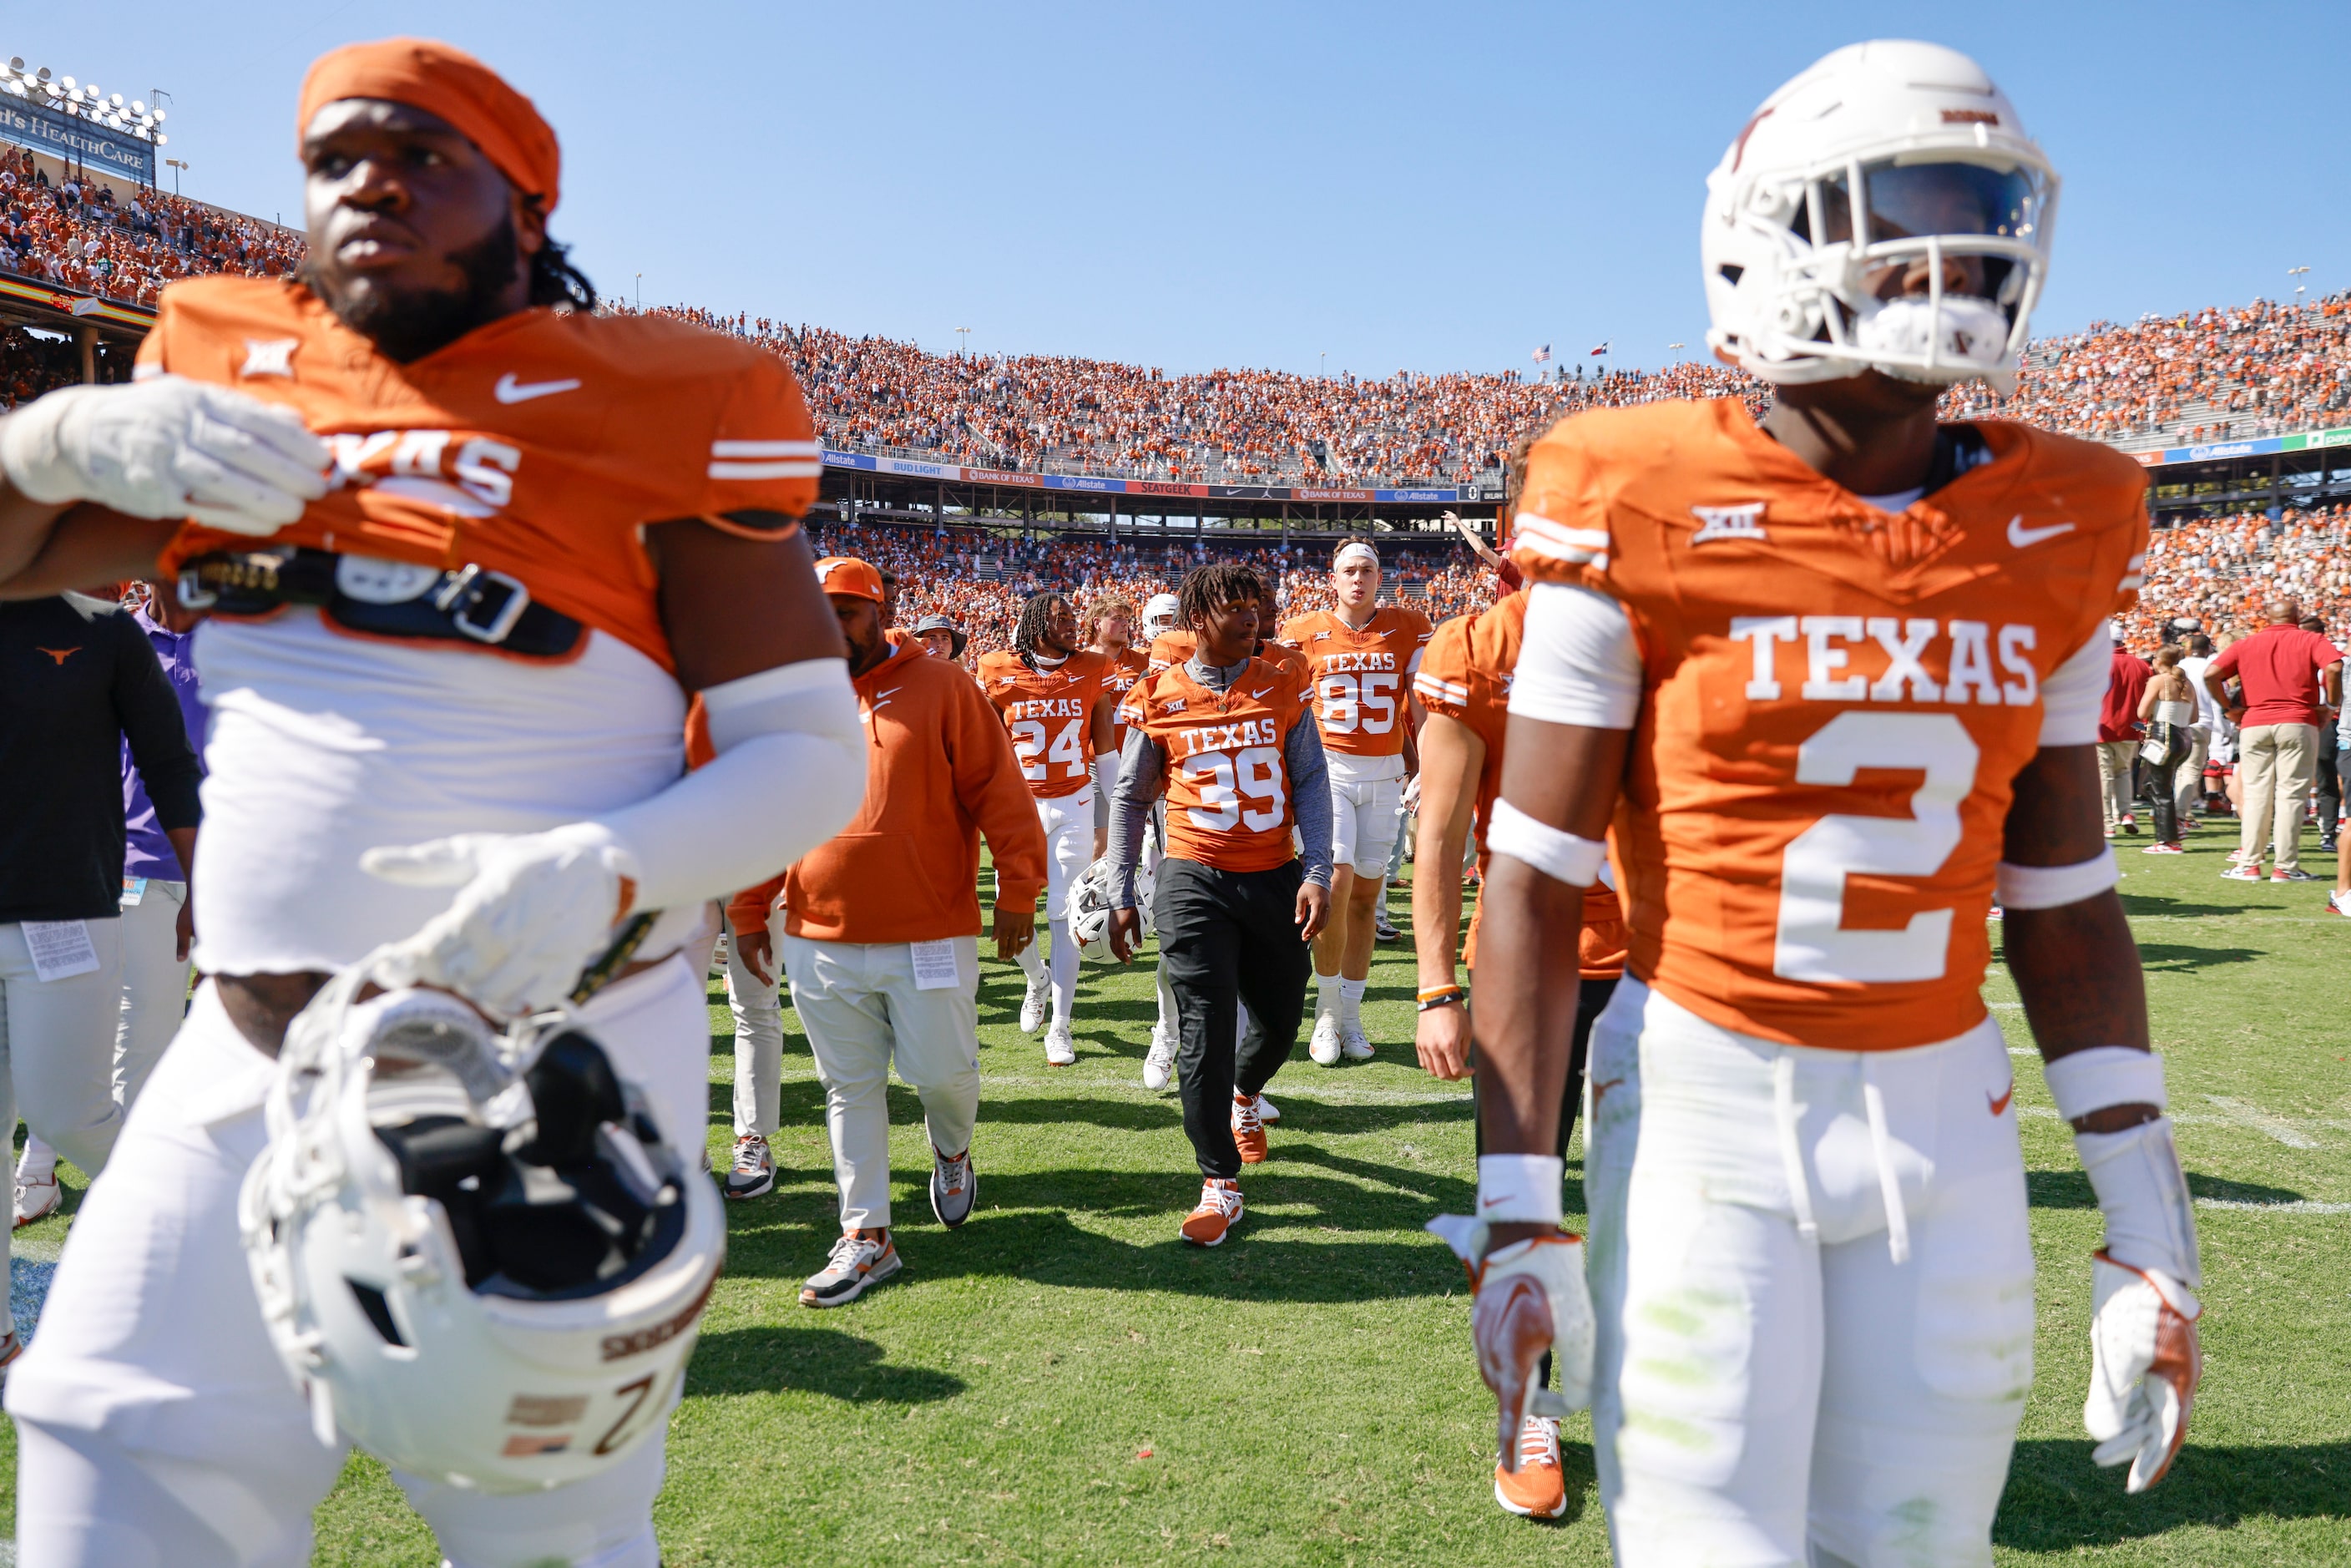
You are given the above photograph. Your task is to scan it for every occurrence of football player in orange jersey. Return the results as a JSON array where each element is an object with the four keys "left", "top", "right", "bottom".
[
  {"left": 0, "top": 39, "right": 864, "bottom": 1567},
  {"left": 1106, "top": 562, "right": 1331, "bottom": 1246},
  {"left": 1451, "top": 42, "right": 2200, "bottom": 1566},
  {"left": 1084, "top": 595, "right": 1148, "bottom": 862},
  {"left": 977, "top": 591, "right": 1120, "bottom": 1065},
  {"left": 1278, "top": 539, "right": 1432, "bottom": 1065}
]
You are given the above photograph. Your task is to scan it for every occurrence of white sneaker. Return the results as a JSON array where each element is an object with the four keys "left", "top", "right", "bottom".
[
  {"left": 1018, "top": 973, "right": 1049, "bottom": 1034},
  {"left": 12, "top": 1171, "right": 58, "bottom": 1229},
  {"left": 801, "top": 1232, "right": 901, "bottom": 1308},
  {"left": 1044, "top": 1021, "right": 1077, "bottom": 1066},
  {"left": 1339, "top": 1026, "right": 1375, "bottom": 1061},
  {"left": 1308, "top": 1014, "right": 1343, "bottom": 1067},
  {"left": 1254, "top": 1094, "right": 1280, "bottom": 1123},
  {"left": 1142, "top": 1028, "right": 1176, "bottom": 1090}
]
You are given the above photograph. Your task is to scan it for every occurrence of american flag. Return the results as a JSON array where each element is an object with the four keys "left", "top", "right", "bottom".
[{"left": 1530, "top": 344, "right": 1551, "bottom": 363}]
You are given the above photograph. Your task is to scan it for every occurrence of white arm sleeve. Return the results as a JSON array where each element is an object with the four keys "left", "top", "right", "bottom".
[
  {"left": 1508, "top": 581, "right": 1644, "bottom": 730},
  {"left": 596, "top": 658, "right": 866, "bottom": 911},
  {"left": 2039, "top": 623, "right": 2113, "bottom": 746}
]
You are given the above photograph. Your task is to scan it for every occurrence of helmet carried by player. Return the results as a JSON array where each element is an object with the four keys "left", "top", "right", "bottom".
[
  {"left": 1701, "top": 39, "right": 2058, "bottom": 394},
  {"left": 1069, "top": 857, "right": 1152, "bottom": 959},
  {"left": 238, "top": 968, "right": 724, "bottom": 1493}
]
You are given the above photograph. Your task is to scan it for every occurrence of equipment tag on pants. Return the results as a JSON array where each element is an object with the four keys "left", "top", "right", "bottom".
[
  {"left": 121, "top": 876, "right": 148, "bottom": 907},
  {"left": 23, "top": 920, "right": 101, "bottom": 983},
  {"left": 909, "top": 939, "right": 962, "bottom": 991}
]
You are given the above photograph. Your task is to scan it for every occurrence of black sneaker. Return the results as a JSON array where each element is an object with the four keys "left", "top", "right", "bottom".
[
  {"left": 723, "top": 1133, "right": 776, "bottom": 1201},
  {"left": 931, "top": 1146, "right": 977, "bottom": 1227}
]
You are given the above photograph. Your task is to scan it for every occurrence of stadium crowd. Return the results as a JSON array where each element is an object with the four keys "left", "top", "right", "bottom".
[{"left": 0, "top": 152, "right": 304, "bottom": 312}]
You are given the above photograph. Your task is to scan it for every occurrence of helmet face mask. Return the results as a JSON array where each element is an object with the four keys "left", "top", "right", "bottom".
[{"left": 1702, "top": 41, "right": 2060, "bottom": 395}]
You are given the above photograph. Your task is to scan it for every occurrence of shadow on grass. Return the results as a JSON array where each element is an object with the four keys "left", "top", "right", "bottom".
[
  {"left": 2118, "top": 893, "right": 2278, "bottom": 919},
  {"left": 2133, "top": 944, "right": 2263, "bottom": 972},
  {"left": 1997, "top": 1439, "right": 2349, "bottom": 1548},
  {"left": 2025, "top": 1168, "right": 2306, "bottom": 1211},
  {"left": 689, "top": 1324, "right": 965, "bottom": 1404}
]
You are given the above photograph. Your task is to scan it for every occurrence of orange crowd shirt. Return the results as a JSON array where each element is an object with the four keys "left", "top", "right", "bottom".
[
  {"left": 1509, "top": 399, "right": 2149, "bottom": 1050},
  {"left": 1277, "top": 605, "right": 1433, "bottom": 758},
  {"left": 975, "top": 648, "right": 1115, "bottom": 799},
  {"left": 1414, "top": 595, "right": 1626, "bottom": 977},
  {"left": 139, "top": 276, "right": 819, "bottom": 672},
  {"left": 1122, "top": 656, "right": 1312, "bottom": 873},
  {"left": 730, "top": 640, "right": 1047, "bottom": 945}
]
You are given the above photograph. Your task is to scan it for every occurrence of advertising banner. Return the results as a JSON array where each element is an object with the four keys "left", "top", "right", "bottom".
[{"left": 0, "top": 97, "right": 154, "bottom": 185}]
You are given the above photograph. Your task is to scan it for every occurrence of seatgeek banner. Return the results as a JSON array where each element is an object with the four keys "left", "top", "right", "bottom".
[{"left": 821, "top": 448, "right": 1464, "bottom": 503}]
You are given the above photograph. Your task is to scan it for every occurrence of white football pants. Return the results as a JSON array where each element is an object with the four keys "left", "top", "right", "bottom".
[
  {"left": 787, "top": 934, "right": 980, "bottom": 1232},
  {"left": 1586, "top": 979, "right": 2033, "bottom": 1568},
  {"left": 1012, "top": 786, "right": 1091, "bottom": 1029},
  {"left": 725, "top": 907, "right": 785, "bottom": 1140},
  {"left": 21, "top": 884, "right": 189, "bottom": 1184},
  {"left": 7, "top": 957, "right": 709, "bottom": 1568},
  {"left": 1326, "top": 755, "right": 1405, "bottom": 878}
]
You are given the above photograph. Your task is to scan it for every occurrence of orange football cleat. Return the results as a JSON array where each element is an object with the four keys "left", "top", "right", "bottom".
[
  {"left": 1180, "top": 1179, "right": 1245, "bottom": 1247},
  {"left": 1231, "top": 1093, "right": 1267, "bottom": 1164},
  {"left": 1494, "top": 1414, "right": 1567, "bottom": 1518}
]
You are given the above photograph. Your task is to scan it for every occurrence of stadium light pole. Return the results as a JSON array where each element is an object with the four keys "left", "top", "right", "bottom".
[
  {"left": 956, "top": 325, "right": 971, "bottom": 358},
  {"left": 635, "top": 271, "right": 641, "bottom": 311},
  {"left": 164, "top": 158, "right": 187, "bottom": 196}
]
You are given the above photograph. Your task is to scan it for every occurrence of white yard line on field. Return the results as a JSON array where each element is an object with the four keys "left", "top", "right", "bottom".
[
  {"left": 2196, "top": 1198, "right": 2351, "bottom": 1214},
  {"left": 2205, "top": 1095, "right": 2323, "bottom": 1149}
]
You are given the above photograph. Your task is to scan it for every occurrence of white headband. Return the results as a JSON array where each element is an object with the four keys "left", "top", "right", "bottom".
[{"left": 1336, "top": 543, "right": 1379, "bottom": 569}]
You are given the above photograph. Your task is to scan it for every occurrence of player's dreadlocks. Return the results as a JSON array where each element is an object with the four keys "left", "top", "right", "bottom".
[
  {"left": 1177, "top": 562, "right": 1266, "bottom": 635},
  {"left": 527, "top": 210, "right": 599, "bottom": 311},
  {"left": 1012, "top": 591, "right": 1067, "bottom": 667}
]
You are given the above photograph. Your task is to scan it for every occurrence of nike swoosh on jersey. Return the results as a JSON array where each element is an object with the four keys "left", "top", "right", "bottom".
[
  {"left": 2006, "top": 515, "right": 2076, "bottom": 549},
  {"left": 493, "top": 373, "right": 583, "bottom": 404},
  {"left": 1989, "top": 1080, "right": 2015, "bottom": 1117}
]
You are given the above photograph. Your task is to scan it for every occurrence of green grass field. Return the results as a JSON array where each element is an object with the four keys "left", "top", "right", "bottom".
[{"left": 7, "top": 822, "right": 2349, "bottom": 1564}]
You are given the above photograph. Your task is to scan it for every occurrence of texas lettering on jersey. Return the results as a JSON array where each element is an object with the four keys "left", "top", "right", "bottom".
[
  {"left": 1509, "top": 398, "right": 2149, "bottom": 1050},
  {"left": 1414, "top": 593, "right": 1626, "bottom": 976},
  {"left": 976, "top": 649, "right": 1114, "bottom": 799},
  {"left": 139, "top": 276, "right": 819, "bottom": 671},
  {"left": 1125, "top": 656, "right": 1309, "bottom": 873},
  {"left": 1277, "top": 607, "right": 1433, "bottom": 757}
]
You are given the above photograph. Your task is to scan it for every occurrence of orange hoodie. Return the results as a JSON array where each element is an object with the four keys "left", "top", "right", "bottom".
[{"left": 727, "top": 641, "right": 1047, "bottom": 943}]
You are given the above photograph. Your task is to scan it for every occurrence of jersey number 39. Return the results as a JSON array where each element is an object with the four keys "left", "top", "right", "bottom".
[
  {"left": 1772, "top": 711, "right": 1979, "bottom": 984},
  {"left": 1183, "top": 746, "right": 1287, "bottom": 832}
]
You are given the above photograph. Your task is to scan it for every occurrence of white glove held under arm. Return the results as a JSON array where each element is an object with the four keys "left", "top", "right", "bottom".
[
  {"left": 2086, "top": 1255, "right": 2202, "bottom": 1493},
  {"left": 0, "top": 376, "right": 327, "bottom": 534},
  {"left": 363, "top": 822, "right": 635, "bottom": 1019}
]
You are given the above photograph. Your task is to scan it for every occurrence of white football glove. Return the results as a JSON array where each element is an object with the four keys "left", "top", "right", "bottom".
[
  {"left": 362, "top": 823, "right": 640, "bottom": 1019},
  {"left": 1428, "top": 1216, "right": 1595, "bottom": 1470},
  {"left": 2086, "top": 1254, "right": 2202, "bottom": 1493},
  {"left": 0, "top": 375, "right": 327, "bottom": 534},
  {"left": 1401, "top": 773, "right": 1422, "bottom": 814}
]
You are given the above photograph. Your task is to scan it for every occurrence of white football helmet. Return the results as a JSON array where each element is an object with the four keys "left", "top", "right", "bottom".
[
  {"left": 1140, "top": 593, "right": 1181, "bottom": 640},
  {"left": 1069, "top": 857, "right": 1152, "bottom": 959},
  {"left": 239, "top": 966, "right": 725, "bottom": 1493},
  {"left": 1701, "top": 39, "right": 2058, "bottom": 394}
]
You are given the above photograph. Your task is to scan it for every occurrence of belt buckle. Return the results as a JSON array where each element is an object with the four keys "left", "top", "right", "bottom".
[
  {"left": 445, "top": 566, "right": 532, "bottom": 645},
  {"left": 175, "top": 566, "right": 218, "bottom": 610}
]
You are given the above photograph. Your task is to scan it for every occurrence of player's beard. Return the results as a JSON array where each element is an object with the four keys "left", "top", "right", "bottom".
[{"left": 306, "top": 213, "right": 524, "bottom": 364}]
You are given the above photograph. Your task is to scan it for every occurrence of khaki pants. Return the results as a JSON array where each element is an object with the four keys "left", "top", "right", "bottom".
[
  {"left": 786, "top": 934, "right": 981, "bottom": 1232},
  {"left": 2237, "top": 722, "right": 2318, "bottom": 873},
  {"left": 2177, "top": 731, "right": 2210, "bottom": 825},
  {"left": 2096, "top": 740, "right": 2140, "bottom": 826}
]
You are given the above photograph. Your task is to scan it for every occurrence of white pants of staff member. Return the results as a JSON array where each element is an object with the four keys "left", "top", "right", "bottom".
[
  {"left": 19, "top": 883, "right": 187, "bottom": 1187},
  {"left": 725, "top": 907, "right": 786, "bottom": 1141},
  {"left": 7, "top": 957, "right": 708, "bottom": 1568},
  {"left": 786, "top": 934, "right": 981, "bottom": 1233},
  {"left": 1, "top": 918, "right": 129, "bottom": 1256}
]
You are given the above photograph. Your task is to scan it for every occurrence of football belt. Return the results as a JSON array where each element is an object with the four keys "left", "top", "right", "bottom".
[{"left": 179, "top": 545, "right": 584, "bottom": 659}]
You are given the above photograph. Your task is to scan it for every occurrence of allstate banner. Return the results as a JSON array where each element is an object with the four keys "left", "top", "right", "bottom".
[
  {"left": 0, "top": 98, "right": 154, "bottom": 185},
  {"left": 817, "top": 448, "right": 1464, "bottom": 503}
]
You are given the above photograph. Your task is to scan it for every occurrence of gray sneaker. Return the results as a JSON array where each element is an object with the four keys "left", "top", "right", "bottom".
[
  {"left": 801, "top": 1232, "right": 901, "bottom": 1308},
  {"left": 931, "top": 1146, "right": 977, "bottom": 1228}
]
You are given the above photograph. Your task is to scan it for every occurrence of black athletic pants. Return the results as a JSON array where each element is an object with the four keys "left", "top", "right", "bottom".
[
  {"left": 2319, "top": 724, "right": 2342, "bottom": 842},
  {"left": 1155, "top": 856, "right": 1313, "bottom": 1179},
  {"left": 1471, "top": 974, "right": 1619, "bottom": 1161}
]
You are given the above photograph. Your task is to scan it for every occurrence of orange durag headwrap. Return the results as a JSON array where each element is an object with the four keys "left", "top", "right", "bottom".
[{"left": 298, "top": 38, "right": 561, "bottom": 213}]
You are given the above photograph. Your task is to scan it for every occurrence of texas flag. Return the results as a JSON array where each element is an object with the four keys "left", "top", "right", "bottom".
[
  {"left": 1530, "top": 344, "right": 1551, "bottom": 363},
  {"left": 1589, "top": 341, "right": 1611, "bottom": 356}
]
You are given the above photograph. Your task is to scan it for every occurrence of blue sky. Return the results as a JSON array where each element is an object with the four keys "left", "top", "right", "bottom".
[{"left": 29, "top": 2, "right": 2348, "bottom": 377}]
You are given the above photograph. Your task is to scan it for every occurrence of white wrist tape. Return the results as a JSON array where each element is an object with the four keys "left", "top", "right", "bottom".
[
  {"left": 1488, "top": 798, "right": 1605, "bottom": 887},
  {"left": 2078, "top": 1117, "right": 2201, "bottom": 1287},
  {"left": 1995, "top": 848, "right": 2119, "bottom": 909},
  {"left": 2044, "top": 1045, "right": 2169, "bottom": 1121},
  {"left": 1476, "top": 1154, "right": 1564, "bottom": 1224},
  {"left": 598, "top": 659, "right": 865, "bottom": 912}
]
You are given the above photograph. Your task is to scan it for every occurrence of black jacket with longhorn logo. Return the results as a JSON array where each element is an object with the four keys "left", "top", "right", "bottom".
[{"left": 1, "top": 594, "right": 200, "bottom": 921}]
